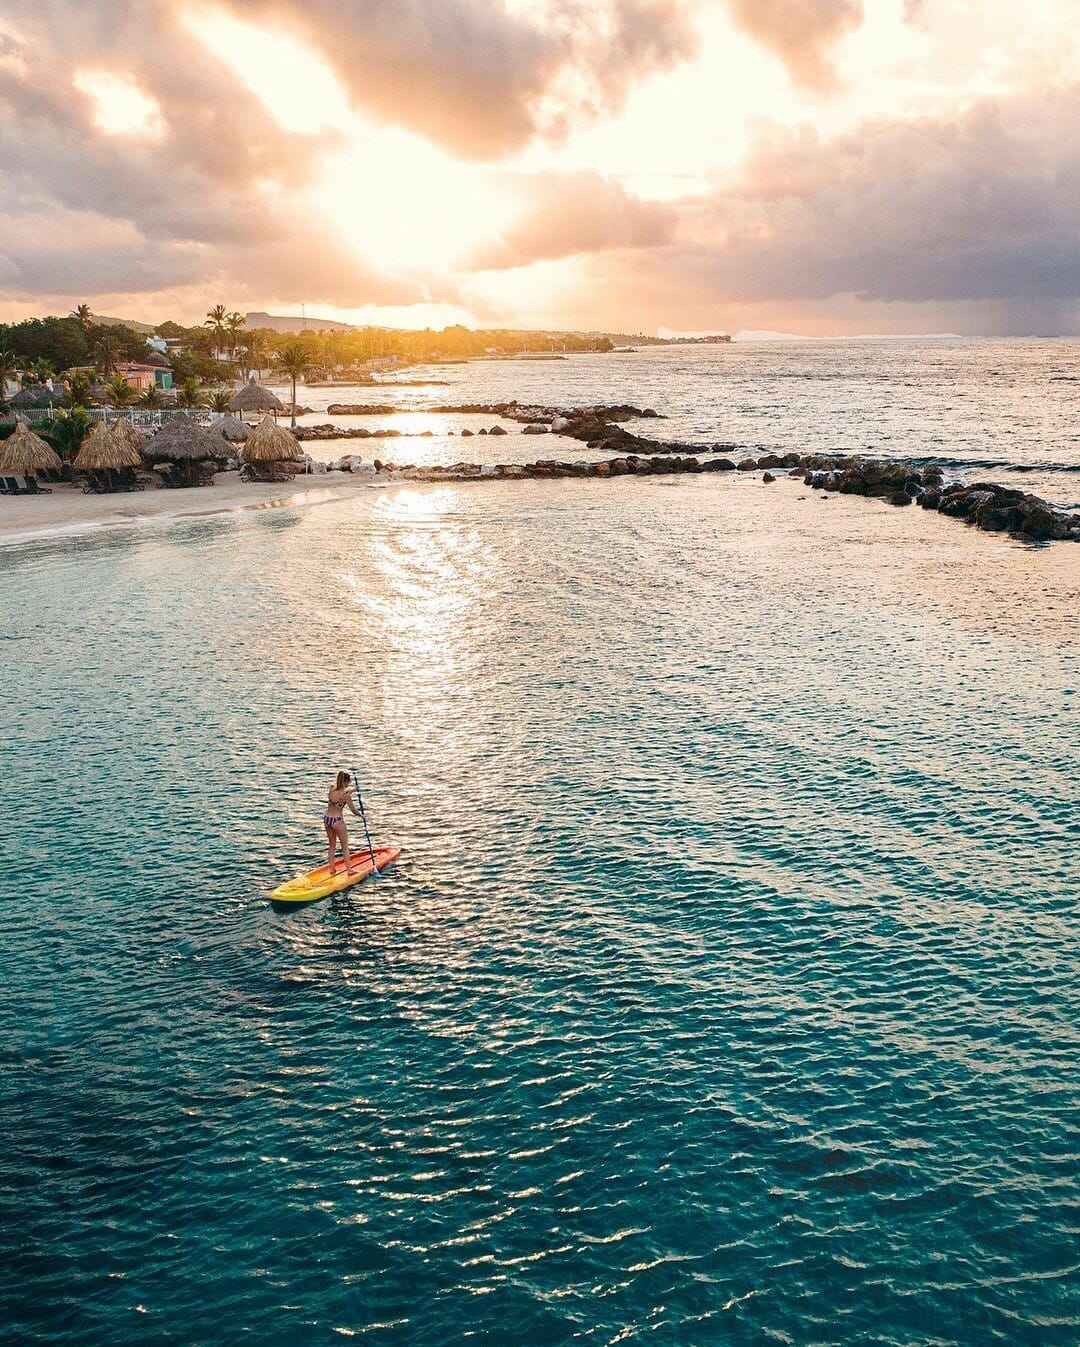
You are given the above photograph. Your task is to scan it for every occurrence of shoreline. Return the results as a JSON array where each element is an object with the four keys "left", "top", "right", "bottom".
[{"left": 0, "top": 471, "right": 370, "bottom": 547}]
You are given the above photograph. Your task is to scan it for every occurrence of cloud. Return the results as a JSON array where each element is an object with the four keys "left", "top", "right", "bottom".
[
  {"left": 562, "top": 84, "right": 1080, "bottom": 334},
  {"left": 690, "top": 87, "right": 1080, "bottom": 304},
  {"left": 468, "top": 173, "right": 676, "bottom": 270},
  {"left": 724, "top": 0, "right": 864, "bottom": 88},
  {"left": 217, "top": 0, "right": 702, "bottom": 156},
  {"left": 0, "top": 4, "right": 423, "bottom": 309}
]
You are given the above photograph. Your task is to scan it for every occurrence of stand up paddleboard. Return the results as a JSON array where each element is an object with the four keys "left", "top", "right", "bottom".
[{"left": 269, "top": 846, "right": 401, "bottom": 904}]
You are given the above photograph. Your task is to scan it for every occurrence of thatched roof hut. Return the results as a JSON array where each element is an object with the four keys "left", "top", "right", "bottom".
[
  {"left": 0, "top": 422, "right": 63, "bottom": 475},
  {"left": 210, "top": 414, "right": 250, "bottom": 443},
  {"left": 10, "top": 385, "right": 57, "bottom": 409},
  {"left": 111, "top": 418, "right": 148, "bottom": 456},
  {"left": 148, "top": 415, "right": 225, "bottom": 462},
  {"left": 73, "top": 421, "right": 142, "bottom": 471},
  {"left": 241, "top": 415, "right": 303, "bottom": 463},
  {"left": 227, "top": 380, "right": 284, "bottom": 415}
]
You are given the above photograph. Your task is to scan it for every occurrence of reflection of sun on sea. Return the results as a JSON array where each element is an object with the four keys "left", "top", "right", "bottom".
[{"left": 348, "top": 488, "right": 493, "bottom": 684}]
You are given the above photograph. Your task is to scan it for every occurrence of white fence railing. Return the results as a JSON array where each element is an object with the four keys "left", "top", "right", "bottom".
[{"left": 3, "top": 407, "right": 226, "bottom": 428}]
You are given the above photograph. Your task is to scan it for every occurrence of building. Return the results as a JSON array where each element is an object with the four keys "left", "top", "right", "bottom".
[{"left": 114, "top": 356, "right": 174, "bottom": 391}]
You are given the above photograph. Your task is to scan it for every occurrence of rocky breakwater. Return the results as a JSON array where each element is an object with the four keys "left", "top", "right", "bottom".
[
  {"left": 797, "top": 454, "right": 1078, "bottom": 542},
  {"left": 369, "top": 449, "right": 757, "bottom": 482}
]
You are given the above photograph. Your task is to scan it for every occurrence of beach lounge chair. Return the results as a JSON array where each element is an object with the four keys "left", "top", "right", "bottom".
[
  {"left": 3, "top": 475, "right": 24, "bottom": 495},
  {"left": 22, "top": 475, "right": 52, "bottom": 494}
]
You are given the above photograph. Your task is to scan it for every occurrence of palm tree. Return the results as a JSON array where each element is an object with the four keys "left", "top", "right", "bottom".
[
  {"left": 105, "top": 376, "right": 137, "bottom": 407},
  {"left": 204, "top": 304, "right": 228, "bottom": 359},
  {"left": 275, "top": 342, "right": 310, "bottom": 429},
  {"left": 66, "top": 372, "right": 92, "bottom": 408},
  {"left": 0, "top": 348, "right": 20, "bottom": 402},
  {"left": 225, "top": 312, "right": 246, "bottom": 360},
  {"left": 29, "top": 357, "right": 56, "bottom": 387},
  {"left": 176, "top": 377, "right": 205, "bottom": 409},
  {"left": 244, "top": 331, "right": 267, "bottom": 380},
  {"left": 141, "top": 384, "right": 165, "bottom": 409},
  {"left": 45, "top": 406, "right": 93, "bottom": 461},
  {"left": 208, "top": 389, "right": 231, "bottom": 413},
  {"left": 72, "top": 303, "right": 93, "bottom": 330},
  {"left": 93, "top": 333, "right": 119, "bottom": 376}
]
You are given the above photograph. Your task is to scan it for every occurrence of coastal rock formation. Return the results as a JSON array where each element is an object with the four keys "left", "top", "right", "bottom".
[
  {"left": 795, "top": 455, "right": 1077, "bottom": 542},
  {"left": 326, "top": 403, "right": 402, "bottom": 415}
]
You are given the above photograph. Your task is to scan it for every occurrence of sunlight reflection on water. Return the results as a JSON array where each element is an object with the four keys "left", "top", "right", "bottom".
[{"left": 0, "top": 466, "right": 1077, "bottom": 1346}]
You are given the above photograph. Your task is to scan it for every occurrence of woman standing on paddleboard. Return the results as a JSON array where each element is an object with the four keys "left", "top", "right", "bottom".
[{"left": 324, "top": 771, "right": 362, "bottom": 877}]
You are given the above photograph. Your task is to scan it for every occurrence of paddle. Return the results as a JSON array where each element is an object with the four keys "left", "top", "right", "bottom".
[{"left": 352, "top": 768, "right": 380, "bottom": 878}]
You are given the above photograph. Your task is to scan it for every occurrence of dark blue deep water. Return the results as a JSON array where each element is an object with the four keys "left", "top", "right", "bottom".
[{"left": 2, "top": 351, "right": 1079, "bottom": 1345}]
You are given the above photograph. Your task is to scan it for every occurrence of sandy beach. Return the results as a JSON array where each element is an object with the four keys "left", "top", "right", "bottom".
[{"left": 0, "top": 469, "right": 370, "bottom": 545}]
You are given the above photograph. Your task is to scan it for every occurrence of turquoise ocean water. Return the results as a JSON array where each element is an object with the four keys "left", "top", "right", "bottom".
[{"left": 1, "top": 342, "right": 1078, "bottom": 1344}]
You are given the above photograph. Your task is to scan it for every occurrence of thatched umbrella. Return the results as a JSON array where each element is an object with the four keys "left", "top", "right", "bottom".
[
  {"left": 241, "top": 415, "right": 302, "bottom": 463},
  {"left": 73, "top": 421, "right": 142, "bottom": 471},
  {"left": 111, "top": 417, "right": 147, "bottom": 457},
  {"left": 146, "top": 415, "right": 226, "bottom": 485},
  {"left": 210, "top": 414, "right": 250, "bottom": 443},
  {"left": 0, "top": 421, "right": 63, "bottom": 476},
  {"left": 227, "top": 380, "right": 284, "bottom": 417}
]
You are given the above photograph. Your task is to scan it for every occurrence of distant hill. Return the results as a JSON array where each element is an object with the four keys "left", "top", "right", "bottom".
[
  {"left": 89, "top": 313, "right": 156, "bottom": 334},
  {"left": 245, "top": 311, "right": 357, "bottom": 334}
]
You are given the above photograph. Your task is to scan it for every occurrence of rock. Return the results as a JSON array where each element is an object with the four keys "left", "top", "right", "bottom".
[
  {"left": 781, "top": 452, "right": 802, "bottom": 468},
  {"left": 607, "top": 459, "right": 629, "bottom": 475},
  {"left": 919, "top": 487, "right": 942, "bottom": 510},
  {"left": 594, "top": 461, "right": 611, "bottom": 476},
  {"left": 762, "top": 472, "right": 776, "bottom": 484},
  {"left": 496, "top": 464, "right": 525, "bottom": 478},
  {"left": 1015, "top": 501, "right": 1070, "bottom": 541},
  {"left": 522, "top": 423, "right": 549, "bottom": 434},
  {"left": 550, "top": 416, "right": 569, "bottom": 432},
  {"left": 886, "top": 490, "right": 912, "bottom": 506},
  {"left": 758, "top": 454, "right": 783, "bottom": 469},
  {"left": 489, "top": 425, "right": 508, "bottom": 435},
  {"left": 940, "top": 488, "right": 994, "bottom": 519},
  {"left": 461, "top": 428, "right": 473, "bottom": 437},
  {"left": 787, "top": 468, "right": 803, "bottom": 478},
  {"left": 737, "top": 458, "right": 758, "bottom": 471},
  {"left": 706, "top": 458, "right": 736, "bottom": 472}
]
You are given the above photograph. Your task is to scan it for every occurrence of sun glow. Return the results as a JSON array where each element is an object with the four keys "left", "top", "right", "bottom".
[
  {"left": 73, "top": 70, "right": 165, "bottom": 138},
  {"left": 185, "top": 5, "right": 513, "bottom": 276}
]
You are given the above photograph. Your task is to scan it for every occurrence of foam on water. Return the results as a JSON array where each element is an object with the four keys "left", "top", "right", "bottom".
[{"left": 1, "top": 389, "right": 1078, "bottom": 1345}]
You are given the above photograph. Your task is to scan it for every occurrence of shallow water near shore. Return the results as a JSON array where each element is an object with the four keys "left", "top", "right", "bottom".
[{"left": 2, "top": 360, "right": 1079, "bottom": 1344}]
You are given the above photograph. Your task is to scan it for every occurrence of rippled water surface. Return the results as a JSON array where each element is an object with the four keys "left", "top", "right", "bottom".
[
  {"left": 297, "top": 340, "right": 1080, "bottom": 504},
  {"left": 2, "top": 369, "right": 1079, "bottom": 1345}
]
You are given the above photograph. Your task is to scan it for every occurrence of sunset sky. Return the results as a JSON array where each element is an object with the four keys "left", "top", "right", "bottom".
[{"left": 1, "top": 1, "right": 1077, "bottom": 335}]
